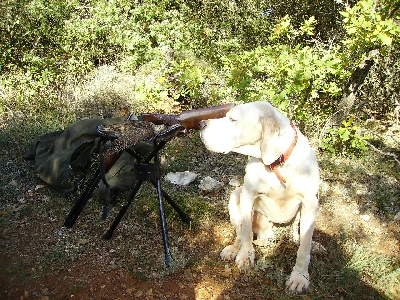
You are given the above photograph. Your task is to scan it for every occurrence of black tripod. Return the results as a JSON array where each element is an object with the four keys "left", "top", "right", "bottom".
[{"left": 64, "top": 124, "right": 192, "bottom": 267}]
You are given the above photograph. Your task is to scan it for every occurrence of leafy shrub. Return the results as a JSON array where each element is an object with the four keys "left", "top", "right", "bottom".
[
  {"left": 219, "top": 16, "right": 349, "bottom": 121},
  {"left": 320, "top": 117, "right": 369, "bottom": 157},
  {"left": 0, "top": 0, "right": 399, "bottom": 156},
  {"left": 0, "top": 0, "right": 75, "bottom": 73},
  {"left": 340, "top": 0, "right": 400, "bottom": 55}
]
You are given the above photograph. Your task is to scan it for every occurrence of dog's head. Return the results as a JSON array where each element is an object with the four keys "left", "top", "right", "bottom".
[{"left": 200, "top": 101, "right": 290, "bottom": 164}]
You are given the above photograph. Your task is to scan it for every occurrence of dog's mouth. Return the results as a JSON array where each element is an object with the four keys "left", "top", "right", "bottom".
[
  {"left": 199, "top": 125, "right": 234, "bottom": 154},
  {"left": 204, "top": 144, "right": 230, "bottom": 154}
]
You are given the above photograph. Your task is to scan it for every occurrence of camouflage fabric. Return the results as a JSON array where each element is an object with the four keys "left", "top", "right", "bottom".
[{"left": 23, "top": 117, "right": 139, "bottom": 196}]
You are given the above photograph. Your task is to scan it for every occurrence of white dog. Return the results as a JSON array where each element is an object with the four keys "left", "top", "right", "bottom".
[{"left": 200, "top": 101, "right": 319, "bottom": 292}]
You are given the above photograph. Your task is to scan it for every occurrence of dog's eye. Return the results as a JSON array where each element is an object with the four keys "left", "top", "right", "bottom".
[{"left": 229, "top": 117, "right": 237, "bottom": 122}]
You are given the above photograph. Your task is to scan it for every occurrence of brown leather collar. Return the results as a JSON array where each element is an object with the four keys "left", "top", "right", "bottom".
[{"left": 264, "top": 121, "right": 298, "bottom": 183}]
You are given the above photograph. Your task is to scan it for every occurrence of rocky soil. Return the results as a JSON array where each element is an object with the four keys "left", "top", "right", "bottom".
[{"left": 0, "top": 129, "right": 399, "bottom": 300}]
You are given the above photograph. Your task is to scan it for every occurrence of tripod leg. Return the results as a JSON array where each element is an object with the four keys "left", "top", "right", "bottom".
[
  {"left": 103, "top": 180, "right": 143, "bottom": 240},
  {"left": 156, "top": 179, "right": 172, "bottom": 267},
  {"left": 150, "top": 180, "right": 192, "bottom": 224},
  {"left": 64, "top": 169, "right": 101, "bottom": 228}
]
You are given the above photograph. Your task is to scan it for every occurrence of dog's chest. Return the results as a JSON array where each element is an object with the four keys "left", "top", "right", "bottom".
[
  {"left": 245, "top": 160, "right": 301, "bottom": 222},
  {"left": 245, "top": 158, "right": 288, "bottom": 192},
  {"left": 244, "top": 157, "right": 281, "bottom": 185}
]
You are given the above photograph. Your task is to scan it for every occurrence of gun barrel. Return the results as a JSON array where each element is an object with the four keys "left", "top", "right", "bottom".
[
  {"left": 139, "top": 103, "right": 234, "bottom": 130},
  {"left": 178, "top": 103, "right": 234, "bottom": 130}
]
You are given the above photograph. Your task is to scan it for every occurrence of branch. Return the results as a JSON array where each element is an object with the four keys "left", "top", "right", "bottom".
[
  {"left": 364, "top": 140, "right": 400, "bottom": 166},
  {"left": 387, "top": 1, "right": 400, "bottom": 19}
]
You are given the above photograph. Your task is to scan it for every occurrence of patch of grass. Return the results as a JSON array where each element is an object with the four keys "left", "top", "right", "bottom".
[{"left": 346, "top": 245, "right": 400, "bottom": 298}]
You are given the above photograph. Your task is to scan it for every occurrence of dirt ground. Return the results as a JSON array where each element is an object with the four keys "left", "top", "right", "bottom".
[{"left": 0, "top": 130, "right": 399, "bottom": 300}]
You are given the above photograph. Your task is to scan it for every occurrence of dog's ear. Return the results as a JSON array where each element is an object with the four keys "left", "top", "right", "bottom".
[{"left": 260, "top": 115, "right": 283, "bottom": 165}]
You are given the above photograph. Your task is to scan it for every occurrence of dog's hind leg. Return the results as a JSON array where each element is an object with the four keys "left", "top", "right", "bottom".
[
  {"left": 292, "top": 211, "right": 300, "bottom": 244},
  {"left": 221, "top": 187, "right": 242, "bottom": 261},
  {"left": 253, "top": 211, "right": 274, "bottom": 246}
]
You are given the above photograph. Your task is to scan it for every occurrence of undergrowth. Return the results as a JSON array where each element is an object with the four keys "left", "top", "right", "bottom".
[{"left": 0, "top": 0, "right": 399, "bottom": 299}]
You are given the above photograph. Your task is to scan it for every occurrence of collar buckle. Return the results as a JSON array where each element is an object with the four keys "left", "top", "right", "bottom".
[
  {"left": 265, "top": 121, "right": 298, "bottom": 183},
  {"left": 269, "top": 154, "right": 283, "bottom": 170}
]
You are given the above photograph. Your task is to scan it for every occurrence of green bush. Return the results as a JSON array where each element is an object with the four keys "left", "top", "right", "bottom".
[
  {"left": 0, "top": 0, "right": 399, "bottom": 157},
  {"left": 0, "top": 0, "right": 75, "bottom": 73},
  {"left": 320, "top": 117, "right": 369, "bottom": 157},
  {"left": 219, "top": 16, "right": 349, "bottom": 120}
]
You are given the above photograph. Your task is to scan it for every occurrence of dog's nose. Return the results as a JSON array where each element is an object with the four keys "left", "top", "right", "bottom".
[{"left": 199, "top": 120, "right": 207, "bottom": 130}]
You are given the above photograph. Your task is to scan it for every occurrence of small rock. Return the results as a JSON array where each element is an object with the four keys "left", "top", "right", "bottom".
[
  {"left": 320, "top": 181, "right": 329, "bottom": 193},
  {"left": 221, "top": 266, "right": 232, "bottom": 277},
  {"left": 311, "top": 241, "right": 327, "bottom": 254},
  {"left": 126, "top": 287, "right": 135, "bottom": 296},
  {"left": 184, "top": 268, "right": 193, "bottom": 282},
  {"left": 78, "top": 239, "right": 89, "bottom": 245},
  {"left": 110, "top": 261, "right": 118, "bottom": 269},
  {"left": 165, "top": 171, "right": 198, "bottom": 186},
  {"left": 394, "top": 211, "right": 400, "bottom": 221},
  {"left": 360, "top": 214, "right": 371, "bottom": 221},
  {"left": 228, "top": 177, "right": 241, "bottom": 187},
  {"left": 198, "top": 176, "right": 224, "bottom": 192},
  {"left": 134, "top": 290, "right": 143, "bottom": 298},
  {"left": 35, "top": 185, "right": 45, "bottom": 190},
  {"left": 253, "top": 239, "right": 270, "bottom": 247}
]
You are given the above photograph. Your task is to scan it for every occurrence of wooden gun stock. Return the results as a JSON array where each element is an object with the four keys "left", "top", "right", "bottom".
[
  {"left": 103, "top": 151, "right": 123, "bottom": 174},
  {"left": 139, "top": 103, "right": 234, "bottom": 130}
]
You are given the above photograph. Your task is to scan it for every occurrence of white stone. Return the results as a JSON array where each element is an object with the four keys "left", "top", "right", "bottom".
[
  {"left": 229, "top": 177, "right": 241, "bottom": 187},
  {"left": 35, "top": 184, "right": 45, "bottom": 190},
  {"left": 360, "top": 214, "right": 371, "bottom": 221},
  {"left": 394, "top": 211, "right": 400, "bottom": 221},
  {"left": 164, "top": 171, "right": 198, "bottom": 186},
  {"left": 199, "top": 176, "right": 224, "bottom": 192},
  {"left": 311, "top": 241, "right": 327, "bottom": 254}
]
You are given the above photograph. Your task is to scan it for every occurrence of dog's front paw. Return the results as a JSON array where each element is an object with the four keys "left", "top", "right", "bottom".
[
  {"left": 235, "top": 247, "right": 255, "bottom": 271},
  {"left": 286, "top": 269, "right": 310, "bottom": 293},
  {"left": 220, "top": 244, "right": 240, "bottom": 261}
]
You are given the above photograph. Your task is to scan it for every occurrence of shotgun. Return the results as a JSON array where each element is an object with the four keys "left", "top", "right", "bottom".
[
  {"left": 103, "top": 103, "right": 234, "bottom": 173},
  {"left": 138, "top": 103, "right": 234, "bottom": 130}
]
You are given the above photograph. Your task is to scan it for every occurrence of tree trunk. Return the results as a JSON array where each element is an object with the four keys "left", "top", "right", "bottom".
[{"left": 327, "top": 49, "right": 380, "bottom": 129}]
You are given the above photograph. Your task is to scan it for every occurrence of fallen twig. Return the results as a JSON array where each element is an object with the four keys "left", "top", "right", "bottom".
[{"left": 364, "top": 140, "right": 400, "bottom": 166}]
